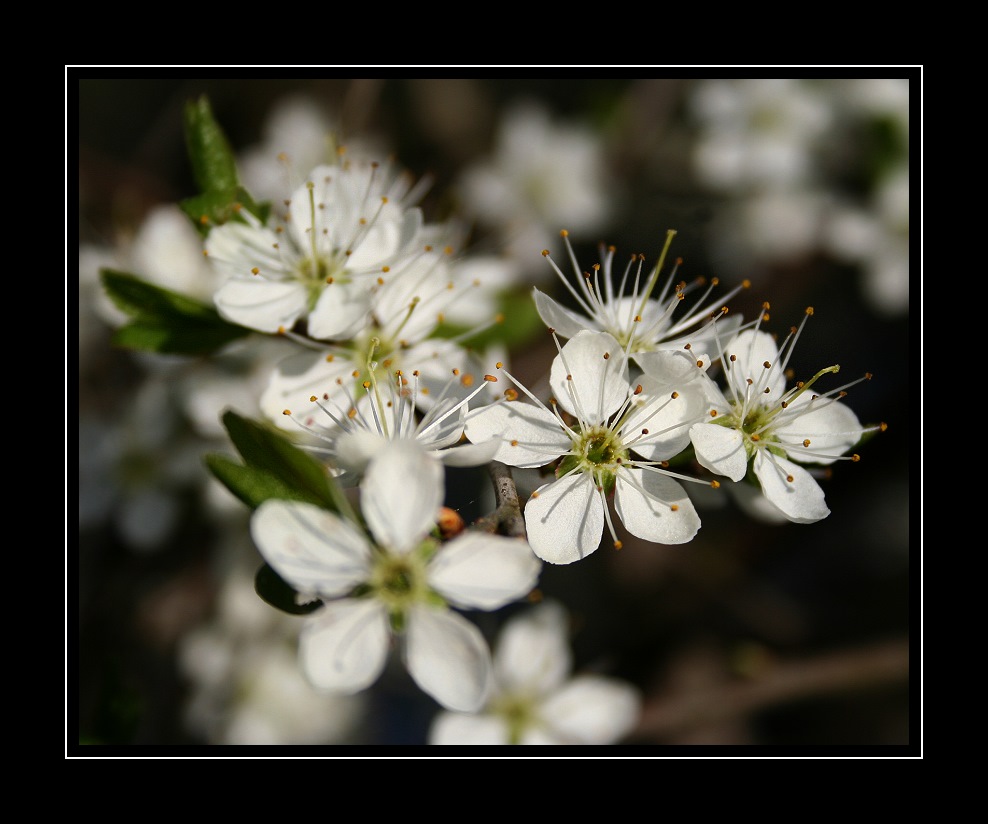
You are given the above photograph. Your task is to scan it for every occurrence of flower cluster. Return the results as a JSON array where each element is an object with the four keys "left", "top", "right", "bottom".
[{"left": 90, "top": 93, "right": 888, "bottom": 744}]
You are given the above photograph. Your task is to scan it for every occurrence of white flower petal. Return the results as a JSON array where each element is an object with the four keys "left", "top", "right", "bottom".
[
  {"left": 549, "top": 331, "right": 630, "bottom": 422},
  {"left": 428, "top": 712, "right": 509, "bottom": 745},
  {"left": 690, "top": 422, "right": 749, "bottom": 481},
  {"left": 300, "top": 599, "right": 390, "bottom": 692},
  {"left": 250, "top": 500, "right": 372, "bottom": 597},
  {"left": 464, "top": 401, "right": 570, "bottom": 469},
  {"left": 752, "top": 450, "right": 830, "bottom": 523},
  {"left": 260, "top": 349, "right": 353, "bottom": 431},
  {"left": 213, "top": 278, "right": 309, "bottom": 334},
  {"left": 436, "top": 438, "right": 501, "bottom": 468},
  {"left": 362, "top": 441, "right": 443, "bottom": 553},
  {"left": 532, "top": 288, "right": 599, "bottom": 339},
  {"left": 539, "top": 675, "right": 641, "bottom": 744},
  {"left": 308, "top": 281, "right": 373, "bottom": 340},
  {"left": 614, "top": 468, "right": 701, "bottom": 545},
  {"left": 723, "top": 329, "right": 786, "bottom": 399},
  {"left": 494, "top": 601, "right": 571, "bottom": 695},
  {"left": 404, "top": 606, "right": 493, "bottom": 712},
  {"left": 623, "top": 371, "right": 709, "bottom": 460},
  {"left": 524, "top": 473, "right": 603, "bottom": 565},
  {"left": 427, "top": 533, "right": 541, "bottom": 610},
  {"left": 774, "top": 395, "right": 863, "bottom": 465}
]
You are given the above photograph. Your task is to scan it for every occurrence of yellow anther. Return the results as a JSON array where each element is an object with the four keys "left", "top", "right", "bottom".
[
  {"left": 614, "top": 540, "right": 623, "bottom": 550},
  {"left": 251, "top": 267, "right": 260, "bottom": 275},
  {"left": 710, "top": 480, "right": 720, "bottom": 489},
  {"left": 484, "top": 374, "right": 498, "bottom": 382},
  {"left": 671, "top": 391, "right": 679, "bottom": 399},
  {"left": 504, "top": 389, "right": 518, "bottom": 401},
  {"left": 670, "top": 504, "right": 679, "bottom": 512},
  {"left": 803, "top": 439, "right": 811, "bottom": 447},
  {"left": 805, "top": 306, "right": 814, "bottom": 315},
  {"left": 309, "top": 396, "right": 318, "bottom": 403},
  {"left": 634, "top": 384, "right": 643, "bottom": 395}
]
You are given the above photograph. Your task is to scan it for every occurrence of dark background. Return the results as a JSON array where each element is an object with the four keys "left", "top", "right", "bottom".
[{"left": 74, "top": 73, "right": 917, "bottom": 752}]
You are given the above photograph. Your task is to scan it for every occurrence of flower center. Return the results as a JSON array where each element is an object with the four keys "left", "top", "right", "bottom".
[
  {"left": 491, "top": 692, "right": 540, "bottom": 745},
  {"left": 367, "top": 541, "right": 439, "bottom": 630},
  {"left": 557, "top": 425, "right": 629, "bottom": 495}
]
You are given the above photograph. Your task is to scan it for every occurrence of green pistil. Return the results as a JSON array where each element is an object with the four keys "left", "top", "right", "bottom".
[
  {"left": 369, "top": 541, "right": 445, "bottom": 632},
  {"left": 492, "top": 694, "right": 538, "bottom": 745},
  {"left": 557, "top": 427, "right": 629, "bottom": 496}
]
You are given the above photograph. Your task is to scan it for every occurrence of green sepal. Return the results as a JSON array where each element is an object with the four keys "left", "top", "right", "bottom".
[
  {"left": 216, "top": 410, "right": 351, "bottom": 515},
  {"left": 254, "top": 563, "right": 323, "bottom": 615},
  {"left": 184, "top": 95, "right": 239, "bottom": 195},
  {"left": 100, "top": 269, "right": 251, "bottom": 355}
]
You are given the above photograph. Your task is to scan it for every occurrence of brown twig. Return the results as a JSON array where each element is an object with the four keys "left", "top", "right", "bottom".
[
  {"left": 633, "top": 637, "right": 911, "bottom": 741},
  {"left": 472, "top": 461, "right": 528, "bottom": 538}
]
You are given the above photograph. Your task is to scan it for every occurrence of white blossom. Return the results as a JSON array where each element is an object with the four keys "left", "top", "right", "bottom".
[
  {"left": 465, "top": 331, "right": 715, "bottom": 564},
  {"left": 429, "top": 600, "right": 640, "bottom": 745},
  {"left": 205, "top": 160, "right": 441, "bottom": 340},
  {"left": 535, "top": 229, "right": 746, "bottom": 362},
  {"left": 688, "top": 311, "right": 884, "bottom": 523},
  {"left": 249, "top": 443, "right": 542, "bottom": 711}
]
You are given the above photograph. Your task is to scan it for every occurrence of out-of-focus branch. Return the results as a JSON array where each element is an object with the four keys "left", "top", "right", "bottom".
[
  {"left": 473, "top": 461, "right": 528, "bottom": 539},
  {"left": 633, "top": 637, "right": 910, "bottom": 742}
]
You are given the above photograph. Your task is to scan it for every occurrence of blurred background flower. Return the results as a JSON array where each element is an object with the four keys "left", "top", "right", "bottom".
[{"left": 75, "top": 73, "right": 916, "bottom": 750}]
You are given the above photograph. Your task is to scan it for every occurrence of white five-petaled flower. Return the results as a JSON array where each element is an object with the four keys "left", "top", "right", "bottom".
[
  {"left": 688, "top": 308, "right": 885, "bottom": 524},
  {"left": 465, "top": 330, "right": 715, "bottom": 565},
  {"left": 205, "top": 159, "right": 440, "bottom": 340},
  {"left": 534, "top": 229, "right": 747, "bottom": 364},
  {"left": 249, "top": 442, "right": 542, "bottom": 712},
  {"left": 282, "top": 363, "right": 502, "bottom": 484},
  {"left": 429, "top": 600, "right": 641, "bottom": 745}
]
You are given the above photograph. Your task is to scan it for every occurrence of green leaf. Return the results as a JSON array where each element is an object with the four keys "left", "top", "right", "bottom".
[
  {"left": 184, "top": 95, "right": 239, "bottom": 194},
  {"left": 219, "top": 410, "right": 349, "bottom": 514},
  {"left": 100, "top": 269, "right": 250, "bottom": 355},
  {"left": 179, "top": 187, "right": 269, "bottom": 236},
  {"left": 255, "top": 563, "right": 323, "bottom": 615},
  {"left": 111, "top": 318, "right": 249, "bottom": 356},
  {"left": 204, "top": 453, "right": 327, "bottom": 509}
]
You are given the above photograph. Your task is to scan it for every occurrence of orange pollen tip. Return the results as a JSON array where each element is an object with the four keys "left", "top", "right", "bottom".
[
  {"left": 751, "top": 434, "right": 761, "bottom": 441},
  {"left": 786, "top": 475, "right": 794, "bottom": 483},
  {"left": 461, "top": 374, "right": 474, "bottom": 387},
  {"left": 511, "top": 440, "right": 519, "bottom": 447},
  {"left": 531, "top": 491, "right": 540, "bottom": 498},
  {"left": 634, "top": 385, "right": 643, "bottom": 395},
  {"left": 309, "top": 395, "right": 318, "bottom": 402},
  {"left": 377, "top": 277, "right": 385, "bottom": 285},
  {"left": 362, "top": 381, "right": 371, "bottom": 390},
  {"left": 803, "top": 439, "right": 811, "bottom": 447},
  {"left": 277, "top": 326, "right": 286, "bottom": 335},
  {"left": 495, "top": 362, "right": 503, "bottom": 369},
  {"left": 424, "top": 245, "right": 433, "bottom": 252},
  {"left": 763, "top": 361, "right": 772, "bottom": 369},
  {"left": 710, "top": 410, "right": 718, "bottom": 417},
  {"left": 730, "top": 354, "right": 737, "bottom": 361},
  {"left": 382, "top": 266, "right": 391, "bottom": 273},
  {"left": 711, "top": 480, "right": 721, "bottom": 489},
  {"left": 541, "top": 249, "right": 550, "bottom": 256},
  {"left": 495, "top": 313, "right": 505, "bottom": 323},
  {"left": 452, "top": 368, "right": 460, "bottom": 375},
  {"left": 671, "top": 392, "right": 679, "bottom": 399},
  {"left": 566, "top": 374, "right": 573, "bottom": 381},
  {"left": 326, "top": 277, "right": 334, "bottom": 284},
  {"left": 347, "top": 408, "right": 357, "bottom": 419},
  {"left": 484, "top": 374, "right": 498, "bottom": 382},
  {"left": 670, "top": 505, "right": 679, "bottom": 512},
  {"left": 880, "top": 422, "right": 888, "bottom": 431},
  {"left": 696, "top": 360, "right": 704, "bottom": 368},
  {"left": 325, "top": 354, "right": 335, "bottom": 362},
  {"left": 199, "top": 214, "right": 209, "bottom": 225},
  {"left": 603, "top": 352, "right": 610, "bottom": 360},
  {"left": 685, "top": 343, "right": 692, "bottom": 350},
  {"left": 282, "top": 409, "right": 291, "bottom": 416},
  {"left": 251, "top": 267, "right": 259, "bottom": 275},
  {"left": 762, "top": 302, "right": 771, "bottom": 310},
  {"left": 504, "top": 389, "right": 518, "bottom": 401},
  {"left": 851, "top": 454, "right": 861, "bottom": 462},
  {"left": 444, "top": 246, "right": 453, "bottom": 255},
  {"left": 805, "top": 306, "right": 814, "bottom": 315},
  {"left": 614, "top": 540, "right": 623, "bottom": 550},
  {"left": 634, "top": 315, "right": 642, "bottom": 322},
  {"left": 351, "top": 370, "right": 360, "bottom": 378},
  {"left": 781, "top": 401, "right": 789, "bottom": 408}
]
